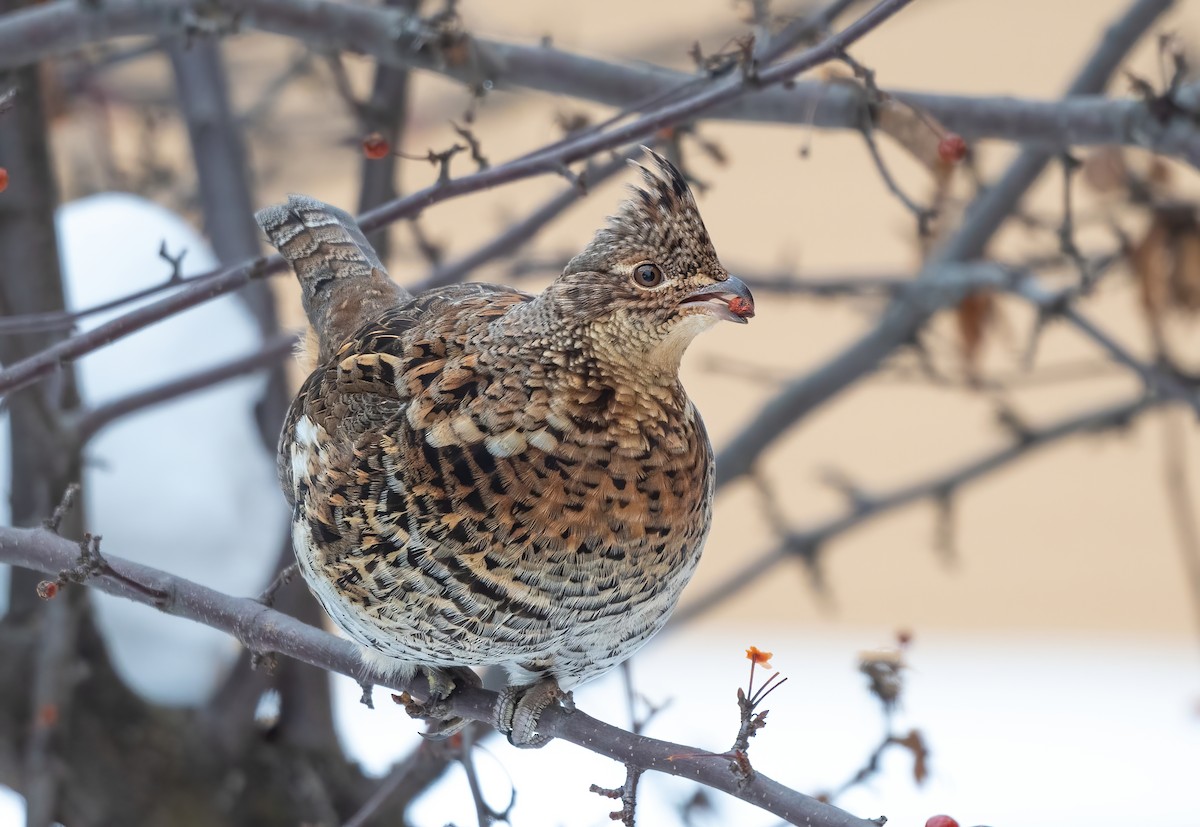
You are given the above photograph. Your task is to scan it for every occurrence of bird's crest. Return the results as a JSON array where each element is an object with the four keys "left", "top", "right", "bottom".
[{"left": 566, "top": 149, "right": 722, "bottom": 278}]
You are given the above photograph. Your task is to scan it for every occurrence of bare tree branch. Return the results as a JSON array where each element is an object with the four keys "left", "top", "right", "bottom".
[
  {"left": 0, "top": 0, "right": 912, "bottom": 398},
  {"left": 0, "top": 527, "right": 884, "bottom": 827},
  {"left": 714, "top": 0, "right": 1175, "bottom": 490},
  {"left": 0, "top": 0, "right": 1198, "bottom": 165}
]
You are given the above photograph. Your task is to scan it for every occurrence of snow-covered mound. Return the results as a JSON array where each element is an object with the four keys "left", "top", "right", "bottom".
[{"left": 0, "top": 192, "right": 287, "bottom": 705}]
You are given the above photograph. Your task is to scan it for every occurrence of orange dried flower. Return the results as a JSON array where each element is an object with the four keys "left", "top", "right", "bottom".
[{"left": 745, "top": 646, "right": 773, "bottom": 669}]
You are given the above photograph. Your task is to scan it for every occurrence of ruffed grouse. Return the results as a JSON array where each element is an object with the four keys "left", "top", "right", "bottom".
[{"left": 258, "top": 150, "right": 753, "bottom": 746}]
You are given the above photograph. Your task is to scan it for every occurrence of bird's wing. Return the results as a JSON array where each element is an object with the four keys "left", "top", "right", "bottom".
[{"left": 279, "top": 283, "right": 531, "bottom": 505}]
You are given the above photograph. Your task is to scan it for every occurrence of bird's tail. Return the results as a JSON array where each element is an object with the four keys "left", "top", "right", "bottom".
[{"left": 256, "top": 195, "right": 408, "bottom": 363}]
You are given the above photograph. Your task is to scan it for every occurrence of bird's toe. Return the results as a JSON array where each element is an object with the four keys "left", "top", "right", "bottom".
[{"left": 493, "top": 678, "right": 572, "bottom": 748}]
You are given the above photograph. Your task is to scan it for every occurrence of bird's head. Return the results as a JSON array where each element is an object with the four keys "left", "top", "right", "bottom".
[{"left": 544, "top": 149, "right": 753, "bottom": 379}]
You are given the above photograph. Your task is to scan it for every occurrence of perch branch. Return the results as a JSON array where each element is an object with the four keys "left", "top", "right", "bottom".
[{"left": 0, "top": 526, "right": 881, "bottom": 827}]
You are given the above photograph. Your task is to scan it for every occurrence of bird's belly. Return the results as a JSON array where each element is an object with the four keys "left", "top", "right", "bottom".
[{"left": 289, "top": 415, "right": 714, "bottom": 683}]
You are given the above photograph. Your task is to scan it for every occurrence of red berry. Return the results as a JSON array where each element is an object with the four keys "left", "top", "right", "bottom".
[
  {"left": 0, "top": 167, "right": 8, "bottom": 193},
  {"left": 926, "top": 816, "right": 960, "bottom": 827},
  {"left": 362, "top": 132, "right": 390, "bottom": 160},
  {"left": 728, "top": 296, "right": 754, "bottom": 319},
  {"left": 36, "top": 580, "right": 58, "bottom": 600},
  {"left": 937, "top": 134, "right": 967, "bottom": 164},
  {"left": 37, "top": 703, "right": 58, "bottom": 727}
]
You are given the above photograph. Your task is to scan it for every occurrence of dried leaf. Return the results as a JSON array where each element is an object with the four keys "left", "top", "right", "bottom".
[
  {"left": 1134, "top": 214, "right": 1171, "bottom": 321},
  {"left": 1147, "top": 156, "right": 1174, "bottom": 189},
  {"left": 1171, "top": 221, "right": 1200, "bottom": 311},
  {"left": 1080, "top": 146, "right": 1130, "bottom": 194},
  {"left": 955, "top": 290, "right": 995, "bottom": 369},
  {"left": 894, "top": 729, "right": 929, "bottom": 785}
]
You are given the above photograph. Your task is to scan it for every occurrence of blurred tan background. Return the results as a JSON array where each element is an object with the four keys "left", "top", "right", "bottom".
[{"left": 52, "top": 0, "right": 1200, "bottom": 641}]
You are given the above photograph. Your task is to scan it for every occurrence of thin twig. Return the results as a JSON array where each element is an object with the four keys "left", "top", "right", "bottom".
[
  {"left": 589, "top": 764, "right": 644, "bottom": 827},
  {"left": 858, "top": 115, "right": 935, "bottom": 235}
]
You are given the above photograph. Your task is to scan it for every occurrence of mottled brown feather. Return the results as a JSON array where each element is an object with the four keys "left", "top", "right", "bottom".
[{"left": 260, "top": 150, "right": 743, "bottom": 698}]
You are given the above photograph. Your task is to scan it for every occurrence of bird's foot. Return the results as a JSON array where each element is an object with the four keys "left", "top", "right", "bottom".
[
  {"left": 396, "top": 666, "right": 482, "bottom": 741},
  {"left": 493, "top": 678, "right": 574, "bottom": 748}
]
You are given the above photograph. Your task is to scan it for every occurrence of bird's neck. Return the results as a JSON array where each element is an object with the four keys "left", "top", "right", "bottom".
[{"left": 492, "top": 298, "right": 692, "bottom": 446}]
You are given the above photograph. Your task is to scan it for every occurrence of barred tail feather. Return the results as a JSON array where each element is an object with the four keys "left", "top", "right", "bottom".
[{"left": 256, "top": 195, "right": 407, "bottom": 361}]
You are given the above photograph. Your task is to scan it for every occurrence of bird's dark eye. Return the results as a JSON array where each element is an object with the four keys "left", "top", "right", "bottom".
[{"left": 633, "top": 263, "right": 663, "bottom": 288}]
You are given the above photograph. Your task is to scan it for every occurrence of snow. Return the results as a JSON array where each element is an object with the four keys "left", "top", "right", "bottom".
[
  {"left": 0, "top": 193, "right": 288, "bottom": 704},
  {"left": 331, "top": 625, "right": 1200, "bottom": 827},
  {"left": 0, "top": 789, "right": 20, "bottom": 827}
]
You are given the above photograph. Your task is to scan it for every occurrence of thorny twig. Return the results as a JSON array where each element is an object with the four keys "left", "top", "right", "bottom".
[
  {"left": 257, "top": 562, "right": 299, "bottom": 608},
  {"left": 158, "top": 241, "right": 188, "bottom": 283},
  {"left": 36, "top": 534, "right": 167, "bottom": 606},
  {"left": 590, "top": 764, "right": 644, "bottom": 827},
  {"left": 733, "top": 651, "right": 787, "bottom": 755},
  {"left": 453, "top": 121, "right": 490, "bottom": 171},
  {"left": 397, "top": 142, "right": 466, "bottom": 185},
  {"left": 42, "top": 484, "right": 80, "bottom": 535},
  {"left": 1057, "top": 151, "right": 1091, "bottom": 283},
  {"left": 840, "top": 49, "right": 936, "bottom": 234},
  {"left": 822, "top": 637, "right": 927, "bottom": 802},
  {"left": 831, "top": 729, "right": 929, "bottom": 801}
]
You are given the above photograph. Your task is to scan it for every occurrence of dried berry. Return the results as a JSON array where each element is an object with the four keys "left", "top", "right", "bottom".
[
  {"left": 728, "top": 296, "right": 754, "bottom": 319},
  {"left": 937, "top": 134, "right": 967, "bottom": 163},
  {"left": 925, "top": 815, "right": 960, "bottom": 827},
  {"left": 362, "top": 133, "right": 390, "bottom": 160}
]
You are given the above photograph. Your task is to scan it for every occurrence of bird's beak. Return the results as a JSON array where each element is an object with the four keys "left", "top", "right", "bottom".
[{"left": 678, "top": 275, "right": 755, "bottom": 324}]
